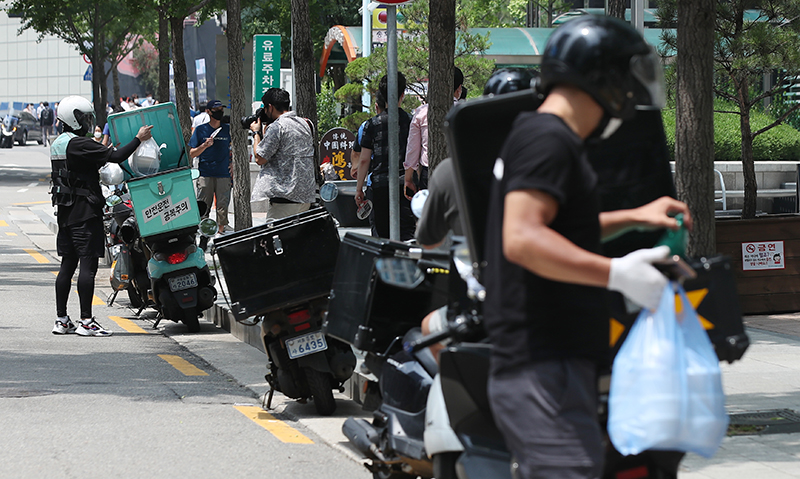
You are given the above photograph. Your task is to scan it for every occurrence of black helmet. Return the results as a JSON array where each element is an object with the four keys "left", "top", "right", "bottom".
[
  {"left": 539, "top": 15, "right": 665, "bottom": 120},
  {"left": 483, "top": 68, "right": 538, "bottom": 96}
]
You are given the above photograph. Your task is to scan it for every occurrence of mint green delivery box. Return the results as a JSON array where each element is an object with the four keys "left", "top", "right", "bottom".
[
  {"left": 126, "top": 167, "right": 200, "bottom": 238},
  {"left": 107, "top": 102, "right": 189, "bottom": 176}
]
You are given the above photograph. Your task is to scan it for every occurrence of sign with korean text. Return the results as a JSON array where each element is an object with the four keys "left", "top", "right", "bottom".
[
  {"left": 195, "top": 58, "right": 207, "bottom": 104},
  {"left": 320, "top": 127, "right": 356, "bottom": 181},
  {"left": 253, "top": 34, "right": 281, "bottom": 103},
  {"left": 742, "top": 241, "right": 785, "bottom": 271},
  {"left": 142, "top": 195, "right": 193, "bottom": 226}
]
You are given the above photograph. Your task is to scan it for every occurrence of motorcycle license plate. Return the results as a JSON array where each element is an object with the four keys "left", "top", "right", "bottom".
[
  {"left": 286, "top": 331, "right": 328, "bottom": 360},
  {"left": 168, "top": 273, "right": 198, "bottom": 292}
]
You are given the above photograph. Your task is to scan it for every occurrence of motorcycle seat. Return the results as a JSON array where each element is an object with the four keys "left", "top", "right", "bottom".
[{"left": 403, "top": 328, "right": 439, "bottom": 377}]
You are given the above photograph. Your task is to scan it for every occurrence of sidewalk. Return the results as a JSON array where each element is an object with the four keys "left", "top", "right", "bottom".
[{"left": 19, "top": 201, "right": 800, "bottom": 477}]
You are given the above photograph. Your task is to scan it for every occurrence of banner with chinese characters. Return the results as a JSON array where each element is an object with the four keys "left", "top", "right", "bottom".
[
  {"left": 252, "top": 34, "right": 281, "bottom": 103},
  {"left": 742, "top": 241, "right": 785, "bottom": 271},
  {"left": 320, "top": 127, "right": 356, "bottom": 180}
]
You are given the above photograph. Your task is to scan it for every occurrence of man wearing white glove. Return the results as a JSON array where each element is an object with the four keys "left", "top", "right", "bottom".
[{"left": 483, "top": 16, "right": 692, "bottom": 479}]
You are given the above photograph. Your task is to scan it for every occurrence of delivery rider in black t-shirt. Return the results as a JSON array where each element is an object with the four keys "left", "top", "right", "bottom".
[
  {"left": 483, "top": 16, "right": 693, "bottom": 479},
  {"left": 50, "top": 95, "right": 152, "bottom": 337}
]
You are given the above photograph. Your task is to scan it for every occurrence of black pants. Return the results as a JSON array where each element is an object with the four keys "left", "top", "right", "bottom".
[
  {"left": 367, "top": 183, "right": 416, "bottom": 241},
  {"left": 56, "top": 255, "right": 99, "bottom": 319}
]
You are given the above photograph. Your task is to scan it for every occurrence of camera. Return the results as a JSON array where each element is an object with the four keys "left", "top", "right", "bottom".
[{"left": 240, "top": 107, "right": 268, "bottom": 130}]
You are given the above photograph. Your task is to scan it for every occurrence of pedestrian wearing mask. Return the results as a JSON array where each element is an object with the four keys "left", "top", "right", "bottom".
[
  {"left": 483, "top": 16, "right": 692, "bottom": 479},
  {"left": 51, "top": 95, "right": 153, "bottom": 336},
  {"left": 250, "top": 88, "right": 317, "bottom": 220},
  {"left": 188, "top": 99, "right": 232, "bottom": 236}
]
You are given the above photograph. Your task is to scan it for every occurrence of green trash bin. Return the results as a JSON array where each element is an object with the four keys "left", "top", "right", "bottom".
[
  {"left": 107, "top": 102, "right": 188, "bottom": 177},
  {"left": 126, "top": 167, "right": 200, "bottom": 239}
]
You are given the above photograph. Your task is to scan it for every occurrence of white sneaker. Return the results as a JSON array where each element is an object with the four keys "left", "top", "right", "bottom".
[
  {"left": 76, "top": 318, "right": 113, "bottom": 337},
  {"left": 52, "top": 317, "right": 77, "bottom": 335}
]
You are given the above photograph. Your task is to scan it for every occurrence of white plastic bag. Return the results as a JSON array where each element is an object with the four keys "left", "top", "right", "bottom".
[
  {"left": 608, "top": 282, "right": 728, "bottom": 458},
  {"left": 130, "top": 137, "right": 161, "bottom": 176},
  {"left": 110, "top": 244, "right": 132, "bottom": 291}
]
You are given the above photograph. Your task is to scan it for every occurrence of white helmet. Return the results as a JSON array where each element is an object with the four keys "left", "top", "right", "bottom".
[{"left": 57, "top": 95, "right": 95, "bottom": 133}]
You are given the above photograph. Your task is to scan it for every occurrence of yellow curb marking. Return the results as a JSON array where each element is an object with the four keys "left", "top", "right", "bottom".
[
  {"left": 233, "top": 406, "right": 314, "bottom": 444},
  {"left": 6, "top": 232, "right": 16, "bottom": 236},
  {"left": 0, "top": 220, "right": 7, "bottom": 226},
  {"left": 108, "top": 315, "right": 148, "bottom": 334},
  {"left": 158, "top": 354, "right": 208, "bottom": 376},
  {"left": 12, "top": 201, "right": 50, "bottom": 205},
  {"left": 23, "top": 249, "right": 49, "bottom": 263}
]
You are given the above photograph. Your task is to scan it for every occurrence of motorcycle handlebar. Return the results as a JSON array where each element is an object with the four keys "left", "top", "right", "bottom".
[{"left": 404, "top": 328, "right": 454, "bottom": 354}]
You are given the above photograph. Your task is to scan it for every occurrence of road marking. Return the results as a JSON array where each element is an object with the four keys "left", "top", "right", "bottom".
[
  {"left": 233, "top": 406, "right": 314, "bottom": 444},
  {"left": 108, "top": 315, "right": 147, "bottom": 334},
  {"left": 158, "top": 354, "right": 209, "bottom": 376},
  {"left": 27, "top": 182, "right": 38, "bottom": 187},
  {"left": 12, "top": 201, "right": 50, "bottom": 205},
  {"left": 17, "top": 189, "right": 28, "bottom": 193},
  {"left": 23, "top": 248, "right": 49, "bottom": 263},
  {"left": 5, "top": 232, "right": 16, "bottom": 236},
  {"left": 0, "top": 220, "right": 7, "bottom": 226}
]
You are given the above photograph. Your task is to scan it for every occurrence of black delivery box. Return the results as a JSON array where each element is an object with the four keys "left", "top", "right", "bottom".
[
  {"left": 323, "top": 233, "right": 449, "bottom": 353},
  {"left": 213, "top": 207, "right": 340, "bottom": 321}
]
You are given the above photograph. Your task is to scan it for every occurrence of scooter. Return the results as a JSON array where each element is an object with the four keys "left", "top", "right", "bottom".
[
  {"left": 259, "top": 296, "right": 356, "bottom": 416},
  {"left": 104, "top": 190, "right": 151, "bottom": 309},
  {"left": 0, "top": 114, "right": 17, "bottom": 149}
]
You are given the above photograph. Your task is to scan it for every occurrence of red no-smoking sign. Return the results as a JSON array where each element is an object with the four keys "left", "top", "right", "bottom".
[{"left": 742, "top": 241, "right": 784, "bottom": 271}]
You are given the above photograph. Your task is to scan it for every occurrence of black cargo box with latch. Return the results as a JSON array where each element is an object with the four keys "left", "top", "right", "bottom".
[
  {"left": 323, "top": 232, "right": 449, "bottom": 353},
  {"left": 213, "top": 207, "right": 340, "bottom": 321}
]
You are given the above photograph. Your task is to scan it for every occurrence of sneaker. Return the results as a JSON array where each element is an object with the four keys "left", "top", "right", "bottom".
[
  {"left": 52, "top": 317, "right": 77, "bottom": 335},
  {"left": 76, "top": 318, "right": 113, "bottom": 337}
]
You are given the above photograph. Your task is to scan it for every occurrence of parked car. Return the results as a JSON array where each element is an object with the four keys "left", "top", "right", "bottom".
[{"left": 14, "top": 110, "right": 42, "bottom": 146}]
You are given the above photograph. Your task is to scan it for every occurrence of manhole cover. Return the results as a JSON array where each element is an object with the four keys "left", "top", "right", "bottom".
[
  {"left": 0, "top": 388, "right": 56, "bottom": 398},
  {"left": 728, "top": 409, "right": 800, "bottom": 435}
]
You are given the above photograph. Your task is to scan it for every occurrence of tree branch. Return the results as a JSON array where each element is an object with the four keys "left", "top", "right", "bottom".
[{"left": 753, "top": 102, "right": 800, "bottom": 137}]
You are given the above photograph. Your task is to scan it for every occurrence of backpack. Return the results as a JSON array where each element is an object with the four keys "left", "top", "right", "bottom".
[{"left": 41, "top": 108, "right": 53, "bottom": 125}]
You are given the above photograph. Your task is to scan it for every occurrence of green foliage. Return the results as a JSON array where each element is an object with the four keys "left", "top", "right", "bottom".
[
  {"left": 661, "top": 100, "right": 800, "bottom": 161},
  {"left": 317, "top": 80, "right": 340, "bottom": 135},
  {"left": 132, "top": 44, "right": 159, "bottom": 94},
  {"left": 341, "top": 111, "right": 370, "bottom": 133},
  {"left": 768, "top": 90, "right": 800, "bottom": 132},
  {"left": 459, "top": 0, "right": 528, "bottom": 27}
]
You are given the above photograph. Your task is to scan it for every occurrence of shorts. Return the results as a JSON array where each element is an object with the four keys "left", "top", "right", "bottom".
[
  {"left": 57, "top": 217, "right": 106, "bottom": 258},
  {"left": 488, "top": 358, "right": 604, "bottom": 479}
]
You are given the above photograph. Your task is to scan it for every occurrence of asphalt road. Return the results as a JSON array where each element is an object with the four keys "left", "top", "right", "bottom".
[{"left": 0, "top": 142, "right": 372, "bottom": 478}]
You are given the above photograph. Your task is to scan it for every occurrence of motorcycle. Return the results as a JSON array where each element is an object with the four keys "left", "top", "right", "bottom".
[
  {"left": 0, "top": 114, "right": 18, "bottom": 149},
  {"left": 103, "top": 188, "right": 151, "bottom": 310},
  {"left": 323, "top": 234, "right": 451, "bottom": 478},
  {"left": 213, "top": 207, "right": 356, "bottom": 416}
]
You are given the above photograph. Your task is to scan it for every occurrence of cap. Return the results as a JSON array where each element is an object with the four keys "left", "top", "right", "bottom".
[{"left": 207, "top": 100, "right": 223, "bottom": 109}]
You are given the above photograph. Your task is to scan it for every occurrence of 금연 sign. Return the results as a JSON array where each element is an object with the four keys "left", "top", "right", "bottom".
[
  {"left": 253, "top": 34, "right": 281, "bottom": 103},
  {"left": 742, "top": 241, "right": 785, "bottom": 271}
]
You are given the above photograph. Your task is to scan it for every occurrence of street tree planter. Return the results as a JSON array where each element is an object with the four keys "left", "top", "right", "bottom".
[{"left": 716, "top": 214, "right": 800, "bottom": 314}]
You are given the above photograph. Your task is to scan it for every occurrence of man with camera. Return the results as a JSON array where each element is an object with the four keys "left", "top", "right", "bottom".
[
  {"left": 249, "top": 88, "right": 317, "bottom": 220},
  {"left": 188, "top": 99, "right": 231, "bottom": 237}
]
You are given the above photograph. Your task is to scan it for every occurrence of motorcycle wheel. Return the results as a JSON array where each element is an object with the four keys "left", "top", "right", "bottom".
[
  {"left": 17, "top": 130, "right": 26, "bottom": 146},
  {"left": 305, "top": 368, "right": 336, "bottom": 416},
  {"left": 372, "top": 466, "right": 415, "bottom": 479},
  {"left": 181, "top": 307, "right": 201, "bottom": 333},
  {"left": 433, "top": 452, "right": 460, "bottom": 479},
  {"left": 127, "top": 284, "right": 143, "bottom": 308}
]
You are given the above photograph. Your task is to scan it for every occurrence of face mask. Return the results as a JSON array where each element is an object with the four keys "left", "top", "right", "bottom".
[
  {"left": 210, "top": 110, "right": 224, "bottom": 120},
  {"left": 94, "top": 132, "right": 102, "bottom": 139}
]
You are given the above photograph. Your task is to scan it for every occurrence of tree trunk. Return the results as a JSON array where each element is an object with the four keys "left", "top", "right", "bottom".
[
  {"left": 428, "top": 0, "right": 456, "bottom": 173},
  {"left": 674, "top": 0, "right": 716, "bottom": 256},
  {"left": 740, "top": 108, "right": 757, "bottom": 219},
  {"left": 607, "top": 0, "right": 625, "bottom": 19},
  {"left": 226, "top": 0, "right": 252, "bottom": 231},
  {"left": 291, "top": 0, "right": 318, "bottom": 128},
  {"left": 112, "top": 65, "right": 120, "bottom": 107},
  {"left": 170, "top": 16, "right": 193, "bottom": 146},
  {"left": 158, "top": 10, "right": 170, "bottom": 103}
]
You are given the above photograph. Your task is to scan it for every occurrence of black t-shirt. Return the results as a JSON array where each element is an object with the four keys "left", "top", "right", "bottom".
[
  {"left": 57, "top": 136, "right": 124, "bottom": 227},
  {"left": 483, "top": 112, "right": 610, "bottom": 373},
  {"left": 359, "top": 108, "right": 412, "bottom": 180}
]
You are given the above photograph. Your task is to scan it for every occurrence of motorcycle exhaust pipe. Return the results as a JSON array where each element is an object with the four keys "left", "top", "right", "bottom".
[{"left": 342, "top": 417, "right": 387, "bottom": 462}]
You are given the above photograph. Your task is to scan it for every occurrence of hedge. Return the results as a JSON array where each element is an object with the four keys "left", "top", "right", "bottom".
[{"left": 661, "top": 101, "right": 800, "bottom": 161}]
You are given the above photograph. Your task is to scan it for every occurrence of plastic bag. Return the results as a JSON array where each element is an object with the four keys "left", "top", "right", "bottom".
[
  {"left": 130, "top": 137, "right": 161, "bottom": 176},
  {"left": 110, "top": 245, "right": 132, "bottom": 291},
  {"left": 608, "top": 282, "right": 728, "bottom": 458}
]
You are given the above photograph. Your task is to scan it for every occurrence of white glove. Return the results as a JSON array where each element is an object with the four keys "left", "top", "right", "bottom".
[{"left": 608, "top": 245, "right": 671, "bottom": 310}]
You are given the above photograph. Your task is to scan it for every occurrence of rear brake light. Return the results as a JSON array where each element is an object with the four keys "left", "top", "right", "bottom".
[
  {"left": 287, "top": 309, "right": 311, "bottom": 325},
  {"left": 167, "top": 252, "right": 188, "bottom": 264},
  {"left": 293, "top": 323, "right": 311, "bottom": 333}
]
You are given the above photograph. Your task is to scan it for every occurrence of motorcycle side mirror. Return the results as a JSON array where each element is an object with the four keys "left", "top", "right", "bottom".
[
  {"left": 374, "top": 257, "right": 425, "bottom": 289},
  {"left": 191, "top": 168, "right": 200, "bottom": 180},
  {"left": 105, "top": 194, "right": 123, "bottom": 207},
  {"left": 410, "top": 189, "right": 429, "bottom": 218},
  {"left": 319, "top": 182, "right": 339, "bottom": 202},
  {"left": 199, "top": 218, "right": 218, "bottom": 237}
]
